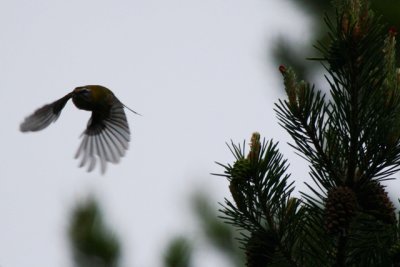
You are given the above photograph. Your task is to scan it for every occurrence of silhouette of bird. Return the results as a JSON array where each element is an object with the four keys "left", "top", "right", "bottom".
[{"left": 20, "top": 85, "right": 140, "bottom": 173}]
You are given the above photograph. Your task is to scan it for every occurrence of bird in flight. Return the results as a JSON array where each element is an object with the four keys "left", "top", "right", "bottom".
[{"left": 20, "top": 85, "right": 140, "bottom": 174}]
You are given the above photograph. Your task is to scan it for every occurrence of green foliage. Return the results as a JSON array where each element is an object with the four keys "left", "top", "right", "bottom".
[
  {"left": 162, "top": 192, "right": 245, "bottom": 267},
  {"left": 68, "top": 197, "right": 120, "bottom": 267},
  {"left": 193, "top": 193, "right": 238, "bottom": 254},
  {"left": 163, "top": 237, "right": 192, "bottom": 267},
  {"left": 274, "top": 0, "right": 400, "bottom": 81},
  {"left": 216, "top": 133, "right": 305, "bottom": 266},
  {"left": 217, "top": 0, "right": 400, "bottom": 266}
]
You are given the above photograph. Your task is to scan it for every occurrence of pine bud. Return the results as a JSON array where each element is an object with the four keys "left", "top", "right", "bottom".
[
  {"left": 297, "top": 81, "right": 307, "bottom": 108},
  {"left": 247, "top": 132, "right": 261, "bottom": 161},
  {"left": 279, "top": 65, "right": 286, "bottom": 74},
  {"left": 279, "top": 66, "right": 299, "bottom": 108},
  {"left": 341, "top": 13, "right": 350, "bottom": 34},
  {"left": 325, "top": 186, "right": 357, "bottom": 235},
  {"left": 338, "top": 0, "right": 371, "bottom": 41},
  {"left": 383, "top": 26, "right": 397, "bottom": 99}
]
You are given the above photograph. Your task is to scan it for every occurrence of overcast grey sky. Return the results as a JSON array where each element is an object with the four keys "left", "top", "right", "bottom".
[{"left": 1, "top": 1, "right": 311, "bottom": 266}]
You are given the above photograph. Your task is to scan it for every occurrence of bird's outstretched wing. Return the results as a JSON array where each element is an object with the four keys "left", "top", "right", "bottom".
[
  {"left": 75, "top": 98, "right": 130, "bottom": 173},
  {"left": 20, "top": 93, "right": 73, "bottom": 132}
]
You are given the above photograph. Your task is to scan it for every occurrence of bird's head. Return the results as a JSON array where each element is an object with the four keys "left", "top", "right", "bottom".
[
  {"left": 72, "top": 85, "right": 113, "bottom": 111},
  {"left": 72, "top": 86, "right": 94, "bottom": 110}
]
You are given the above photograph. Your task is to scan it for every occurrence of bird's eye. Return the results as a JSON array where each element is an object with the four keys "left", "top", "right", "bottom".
[{"left": 79, "top": 88, "right": 90, "bottom": 95}]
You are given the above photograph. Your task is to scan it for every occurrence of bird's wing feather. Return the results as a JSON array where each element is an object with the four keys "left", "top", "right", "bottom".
[
  {"left": 20, "top": 93, "right": 73, "bottom": 132},
  {"left": 75, "top": 98, "right": 130, "bottom": 174}
]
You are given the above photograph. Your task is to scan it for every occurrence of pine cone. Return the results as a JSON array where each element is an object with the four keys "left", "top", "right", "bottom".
[
  {"left": 358, "top": 181, "right": 396, "bottom": 224},
  {"left": 245, "top": 229, "right": 277, "bottom": 267},
  {"left": 247, "top": 132, "right": 261, "bottom": 161},
  {"left": 325, "top": 186, "right": 357, "bottom": 235}
]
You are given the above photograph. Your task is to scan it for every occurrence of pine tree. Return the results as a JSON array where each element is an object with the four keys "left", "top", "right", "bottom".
[{"left": 216, "top": 0, "right": 400, "bottom": 266}]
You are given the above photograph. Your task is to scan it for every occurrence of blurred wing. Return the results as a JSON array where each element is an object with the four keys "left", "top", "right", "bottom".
[
  {"left": 20, "top": 93, "right": 72, "bottom": 132},
  {"left": 75, "top": 99, "right": 130, "bottom": 174}
]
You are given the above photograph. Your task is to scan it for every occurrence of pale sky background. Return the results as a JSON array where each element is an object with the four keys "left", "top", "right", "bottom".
[{"left": 0, "top": 1, "right": 314, "bottom": 266}]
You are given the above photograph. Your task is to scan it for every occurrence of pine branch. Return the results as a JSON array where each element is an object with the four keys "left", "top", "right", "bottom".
[
  {"left": 216, "top": 133, "right": 302, "bottom": 266},
  {"left": 334, "top": 235, "right": 348, "bottom": 267},
  {"left": 216, "top": 0, "right": 400, "bottom": 266},
  {"left": 275, "top": 71, "right": 341, "bottom": 189}
]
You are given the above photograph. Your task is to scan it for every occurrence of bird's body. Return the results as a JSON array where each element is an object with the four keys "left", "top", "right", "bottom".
[{"left": 20, "top": 85, "right": 138, "bottom": 174}]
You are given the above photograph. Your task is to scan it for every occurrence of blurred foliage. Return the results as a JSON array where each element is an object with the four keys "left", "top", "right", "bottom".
[
  {"left": 192, "top": 193, "right": 238, "bottom": 255},
  {"left": 68, "top": 197, "right": 120, "bottom": 267},
  {"left": 274, "top": 0, "right": 400, "bottom": 81},
  {"left": 192, "top": 192, "right": 245, "bottom": 266},
  {"left": 163, "top": 237, "right": 192, "bottom": 267},
  {"left": 162, "top": 192, "right": 245, "bottom": 267}
]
